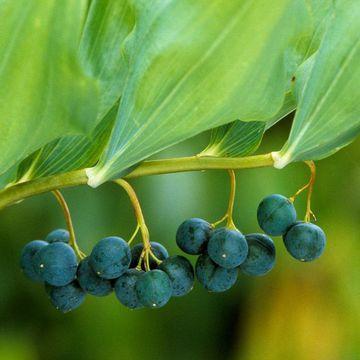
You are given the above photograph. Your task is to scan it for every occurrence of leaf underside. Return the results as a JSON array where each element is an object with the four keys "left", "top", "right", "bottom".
[
  {"left": 0, "top": 0, "right": 359, "bottom": 190},
  {"left": 0, "top": 0, "right": 99, "bottom": 176},
  {"left": 274, "top": 0, "right": 360, "bottom": 167}
]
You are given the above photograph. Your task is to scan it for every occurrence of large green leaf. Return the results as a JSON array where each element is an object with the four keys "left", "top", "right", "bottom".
[
  {"left": 86, "top": 0, "right": 314, "bottom": 186},
  {"left": 0, "top": 0, "right": 99, "bottom": 176},
  {"left": 10, "top": 1, "right": 134, "bottom": 183},
  {"left": 16, "top": 104, "right": 117, "bottom": 182},
  {"left": 273, "top": 0, "right": 360, "bottom": 168},
  {"left": 79, "top": 0, "right": 135, "bottom": 120},
  {"left": 199, "top": 0, "right": 333, "bottom": 159}
]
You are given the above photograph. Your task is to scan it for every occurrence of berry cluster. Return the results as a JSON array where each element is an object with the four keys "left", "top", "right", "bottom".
[
  {"left": 19, "top": 184, "right": 326, "bottom": 312},
  {"left": 176, "top": 193, "right": 326, "bottom": 293},
  {"left": 20, "top": 229, "right": 195, "bottom": 312}
]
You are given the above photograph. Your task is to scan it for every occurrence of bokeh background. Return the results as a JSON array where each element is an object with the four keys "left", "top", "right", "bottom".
[{"left": 0, "top": 118, "right": 359, "bottom": 360}]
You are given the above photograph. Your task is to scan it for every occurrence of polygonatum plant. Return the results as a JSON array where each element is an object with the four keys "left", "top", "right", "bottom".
[{"left": 1, "top": 0, "right": 359, "bottom": 312}]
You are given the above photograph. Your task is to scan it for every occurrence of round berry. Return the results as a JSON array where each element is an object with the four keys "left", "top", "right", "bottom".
[
  {"left": 33, "top": 242, "right": 77, "bottom": 286},
  {"left": 257, "top": 194, "right": 297, "bottom": 236},
  {"left": 45, "top": 229, "right": 70, "bottom": 244},
  {"left": 77, "top": 257, "right": 112, "bottom": 296},
  {"left": 159, "top": 255, "right": 194, "bottom": 297},
  {"left": 176, "top": 218, "right": 212, "bottom": 255},
  {"left": 130, "top": 242, "right": 169, "bottom": 269},
  {"left": 45, "top": 281, "right": 85, "bottom": 313},
  {"left": 114, "top": 269, "right": 144, "bottom": 309},
  {"left": 239, "top": 233, "right": 276, "bottom": 276},
  {"left": 207, "top": 228, "right": 248, "bottom": 268},
  {"left": 20, "top": 240, "right": 48, "bottom": 282},
  {"left": 89, "top": 236, "right": 131, "bottom": 279},
  {"left": 195, "top": 254, "right": 238, "bottom": 292},
  {"left": 135, "top": 270, "right": 172, "bottom": 308},
  {"left": 283, "top": 222, "right": 326, "bottom": 262}
]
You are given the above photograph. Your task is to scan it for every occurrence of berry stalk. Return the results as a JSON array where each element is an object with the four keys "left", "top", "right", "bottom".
[
  {"left": 114, "top": 179, "right": 161, "bottom": 271},
  {"left": 51, "top": 190, "right": 86, "bottom": 259}
]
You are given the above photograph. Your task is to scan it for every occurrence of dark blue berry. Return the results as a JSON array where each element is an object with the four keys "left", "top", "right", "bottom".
[
  {"left": 45, "top": 229, "right": 70, "bottom": 244},
  {"left": 45, "top": 281, "right": 85, "bottom": 313},
  {"left": 159, "top": 255, "right": 194, "bottom": 297},
  {"left": 130, "top": 242, "right": 169, "bottom": 269},
  {"left": 20, "top": 240, "right": 48, "bottom": 282},
  {"left": 239, "top": 233, "right": 276, "bottom": 276},
  {"left": 114, "top": 269, "right": 144, "bottom": 309},
  {"left": 257, "top": 194, "right": 297, "bottom": 236},
  {"left": 33, "top": 242, "right": 77, "bottom": 286},
  {"left": 195, "top": 254, "right": 238, "bottom": 292},
  {"left": 89, "top": 236, "right": 131, "bottom": 279},
  {"left": 283, "top": 222, "right": 326, "bottom": 262},
  {"left": 135, "top": 269, "right": 172, "bottom": 308},
  {"left": 77, "top": 257, "right": 112, "bottom": 296},
  {"left": 176, "top": 218, "right": 212, "bottom": 255},
  {"left": 207, "top": 228, "right": 248, "bottom": 268}
]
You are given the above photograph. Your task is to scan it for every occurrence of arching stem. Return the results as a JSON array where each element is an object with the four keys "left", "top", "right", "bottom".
[
  {"left": 51, "top": 190, "right": 86, "bottom": 259},
  {"left": 113, "top": 179, "right": 161, "bottom": 271},
  {"left": 0, "top": 154, "right": 274, "bottom": 211},
  {"left": 289, "top": 161, "right": 316, "bottom": 222}
]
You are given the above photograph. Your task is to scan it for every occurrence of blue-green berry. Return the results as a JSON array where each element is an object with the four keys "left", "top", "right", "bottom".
[
  {"left": 77, "top": 257, "right": 112, "bottom": 296},
  {"left": 45, "top": 229, "right": 70, "bottom": 244},
  {"left": 89, "top": 236, "right": 131, "bottom": 279},
  {"left": 207, "top": 228, "right": 248, "bottom": 269},
  {"left": 159, "top": 255, "right": 194, "bottom": 297},
  {"left": 257, "top": 194, "right": 297, "bottom": 236},
  {"left": 46, "top": 281, "right": 85, "bottom": 313},
  {"left": 114, "top": 269, "right": 144, "bottom": 309},
  {"left": 283, "top": 222, "right": 326, "bottom": 262},
  {"left": 33, "top": 242, "right": 77, "bottom": 286},
  {"left": 20, "top": 240, "right": 48, "bottom": 282},
  {"left": 135, "top": 270, "right": 172, "bottom": 308},
  {"left": 195, "top": 254, "right": 238, "bottom": 292},
  {"left": 130, "top": 242, "right": 169, "bottom": 269},
  {"left": 239, "top": 233, "right": 276, "bottom": 276},
  {"left": 176, "top": 218, "right": 212, "bottom": 255}
]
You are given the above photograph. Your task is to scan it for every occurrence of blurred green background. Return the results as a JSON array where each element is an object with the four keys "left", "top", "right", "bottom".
[{"left": 0, "top": 119, "right": 359, "bottom": 360}]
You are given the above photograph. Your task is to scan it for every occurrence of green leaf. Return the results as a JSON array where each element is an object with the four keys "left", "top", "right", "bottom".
[
  {"left": 9, "top": 1, "right": 134, "bottom": 184},
  {"left": 202, "top": 0, "right": 333, "bottom": 161},
  {"left": 0, "top": 164, "right": 18, "bottom": 190},
  {"left": 199, "top": 121, "right": 266, "bottom": 158},
  {"left": 200, "top": 90, "right": 297, "bottom": 158},
  {"left": 0, "top": 0, "right": 99, "bottom": 175},
  {"left": 273, "top": 0, "right": 360, "bottom": 168},
  {"left": 79, "top": 0, "right": 135, "bottom": 120},
  {"left": 16, "top": 104, "right": 117, "bottom": 182},
  {"left": 87, "top": 0, "right": 314, "bottom": 186}
]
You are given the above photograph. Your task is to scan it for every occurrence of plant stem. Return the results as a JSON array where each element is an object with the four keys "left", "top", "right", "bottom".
[
  {"left": 51, "top": 190, "right": 86, "bottom": 259},
  {"left": 289, "top": 160, "right": 316, "bottom": 222},
  {"left": 0, "top": 153, "right": 274, "bottom": 211},
  {"left": 304, "top": 161, "right": 316, "bottom": 222},
  {"left": 225, "top": 170, "right": 237, "bottom": 229},
  {"left": 114, "top": 179, "right": 161, "bottom": 270},
  {"left": 210, "top": 170, "right": 238, "bottom": 230}
]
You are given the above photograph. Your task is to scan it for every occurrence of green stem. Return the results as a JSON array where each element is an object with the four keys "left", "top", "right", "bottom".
[
  {"left": 114, "top": 179, "right": 162, "bottom": 270},
  {"left": 225, "top": 170, "right": 237, "bottom": 230},
  {"left": 0, "top": 153, "right": 274, "bottom": 211},
  {"left": 114, "top": 179, "right": 150, "bottom": 249},
  {"left": 51, "top": 190, "right": 86, "bottom": 259}
]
